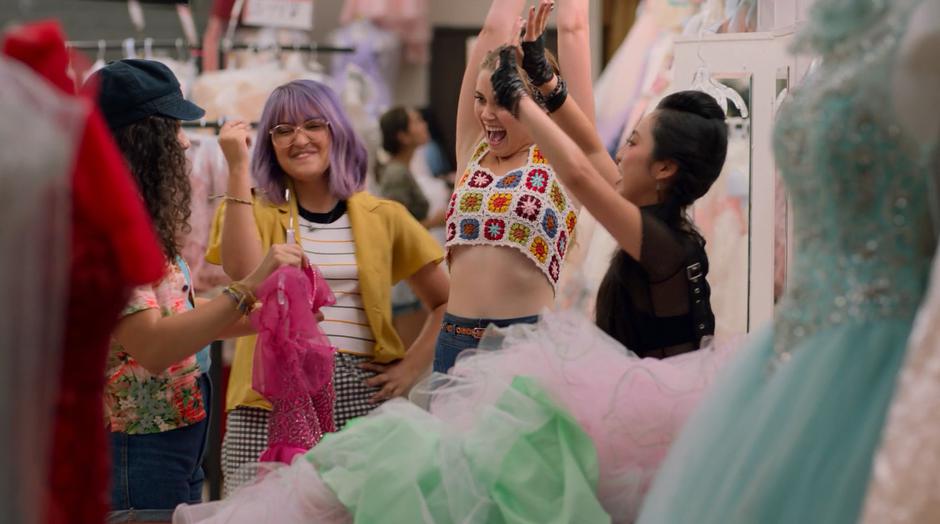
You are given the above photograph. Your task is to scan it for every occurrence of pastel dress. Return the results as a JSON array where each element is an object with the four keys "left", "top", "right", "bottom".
[
  {"left": 636, "top": 0, "right": 939, "bottom": 522},
  {"left": 174, "top": 311, "right": 737, "bottom": 524}
]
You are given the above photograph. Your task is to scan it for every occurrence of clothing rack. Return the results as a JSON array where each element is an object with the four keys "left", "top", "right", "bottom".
[
  {"left": 182, "top": 120, "right": 259, "bottom": 130},
  {"left": 221, "top": 41, "right": 354, "bottom": 54},
  {"left": 66, "top": 39, "right": 354, "bottom": 55},
  {"left": 66, "top": 38, "right": 198, "bottom": 52}
]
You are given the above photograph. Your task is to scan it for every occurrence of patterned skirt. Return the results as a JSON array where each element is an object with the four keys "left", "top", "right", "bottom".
[{"left": 220, "top": 352, "right": 384, "bottom": 497}]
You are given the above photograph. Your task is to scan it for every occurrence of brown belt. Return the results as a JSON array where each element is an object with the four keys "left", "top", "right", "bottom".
[{"left": 441, "top": 322, "right": 487, "bottom": 339}]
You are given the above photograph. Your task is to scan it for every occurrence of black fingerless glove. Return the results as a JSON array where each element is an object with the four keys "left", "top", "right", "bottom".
[
  {"left": 521, "top": 34, "right": 554, "bottom": 86},
  {"left": 491, "top": 46, "right": 529, "bottom": 118}
]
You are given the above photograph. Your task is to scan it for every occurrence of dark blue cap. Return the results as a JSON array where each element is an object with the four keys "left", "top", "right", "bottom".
[{"left": 91, "top": 59, "right": 205, "bottom": 130}]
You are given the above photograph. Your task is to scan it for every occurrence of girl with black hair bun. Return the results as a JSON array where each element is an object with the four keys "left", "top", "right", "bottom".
[{"left": 594, "top": 90, "right": 729, "bottom": 358}]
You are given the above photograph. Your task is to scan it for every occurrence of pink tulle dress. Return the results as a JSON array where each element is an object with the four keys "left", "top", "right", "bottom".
[
  {"left": 175, "top": 311, "right": 741, "bottom": 524},
  {"left": 251, "top": 265, "right": 336, "bottom": 464}
]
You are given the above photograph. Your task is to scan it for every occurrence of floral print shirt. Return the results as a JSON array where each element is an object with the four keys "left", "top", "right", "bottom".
[{"left": 105, "top": 259, "right": 206, "bottom": 434}]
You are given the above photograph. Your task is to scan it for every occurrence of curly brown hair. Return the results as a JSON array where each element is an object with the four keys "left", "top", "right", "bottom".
[{"left": 113, "top": 116, "right": 192, "bottom": 260}]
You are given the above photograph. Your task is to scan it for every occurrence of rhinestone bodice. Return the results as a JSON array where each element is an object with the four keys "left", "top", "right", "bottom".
[{"left": 772, "top": 0, "right": 937, "bottom": 353}]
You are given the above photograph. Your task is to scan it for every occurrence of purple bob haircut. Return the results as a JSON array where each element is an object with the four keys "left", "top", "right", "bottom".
[{"left": 253, "top": 79, "right": 368, "bottom": 205}]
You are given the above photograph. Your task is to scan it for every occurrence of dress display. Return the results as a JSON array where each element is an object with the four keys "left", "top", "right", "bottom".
[
  {"left": 175, "top": 311, "right": 737, "bottom": 523},
  {"left": 636, "top": 0, "right": 938, "bottom": 522}
]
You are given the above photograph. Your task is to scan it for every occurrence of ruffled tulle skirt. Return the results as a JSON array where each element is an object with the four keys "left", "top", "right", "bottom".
[{"left": 175, "top": 311, "right": 739, "bottom": 524}]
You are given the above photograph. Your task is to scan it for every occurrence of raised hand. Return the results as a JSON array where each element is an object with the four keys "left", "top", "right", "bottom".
[
  {"left": 521, "top": 0, "right": 555, "bottom": 86},
  {"left": 218, "top": 119, "right": 253, "bottom": 170},
  {"left": 491, "top": 46, "right": 530, "bottom": 118}
]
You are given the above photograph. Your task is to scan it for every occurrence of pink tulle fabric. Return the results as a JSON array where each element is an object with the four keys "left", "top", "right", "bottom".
[
  {"left": 416, "top": 311, "right": 742, "bottom": 521},
  {"left": 175, "top": 311, "right": 742, "bottom": 524},
  {"left": 251, "top": 265, "right": 336, "bottom": 464}
]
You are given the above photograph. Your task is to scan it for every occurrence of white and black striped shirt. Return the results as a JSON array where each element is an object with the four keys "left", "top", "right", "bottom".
[{"left": 298, "top": 203, "right": 375, "bottom": 356}]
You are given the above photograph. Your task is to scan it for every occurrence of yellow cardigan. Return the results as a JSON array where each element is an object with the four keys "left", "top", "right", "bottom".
[{"left": 206, "top": 191, "right": 444, "bottom": 411}]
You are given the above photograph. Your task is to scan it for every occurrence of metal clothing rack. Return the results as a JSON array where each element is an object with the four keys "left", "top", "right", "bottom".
[
  {"left": 222, "top": 41, "right": 354, "bottom": 54},
  {"left": 65, "top": 38, "right": 198, "bottom": 52},
  {"left": 181, "top": 119, "right": 259, "bottom": 130},
  {"left": 65, "top": 39, "right": 353, "bottom": 57},
  {"left": 66, "top": 38, "right": 354, "bottom": 74}
]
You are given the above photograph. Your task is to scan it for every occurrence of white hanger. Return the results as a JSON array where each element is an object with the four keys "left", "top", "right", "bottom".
[
  {"left": 689, "top": 2, "right": 750, "bottom": 118},
  {"left": 690, "top": 62, "right": 750, "bottom": 118},
  {"left": 175, "top": 38, "right": 186, "bottom": 63},
  {"left": 122, "top": 38, "right": 137, "bottom": 59}
]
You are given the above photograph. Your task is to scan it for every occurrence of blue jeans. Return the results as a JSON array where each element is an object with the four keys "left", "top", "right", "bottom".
[
  {"left": 433, "top": 312, "right": 539, "bottom": 373},
  {"left": 108, "top": 374, "right": 212, "bottom": 523}
]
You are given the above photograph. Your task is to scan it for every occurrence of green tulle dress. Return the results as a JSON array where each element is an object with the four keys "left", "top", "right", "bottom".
[{"left": 310, "top": 376, "right": 611, "bottom": 524}]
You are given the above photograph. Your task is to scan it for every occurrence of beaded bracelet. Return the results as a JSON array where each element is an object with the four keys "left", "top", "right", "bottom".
[
  {"left": 543, "top": 76, "right": 568, "bottom": 114},
  {"left": 224, "top": 195, "right": 252, "bottom": 206},
  {"left": 222, "top": 282, "right": 257, "bottom": 315},
  {"left": 221, "top": 286, "right": 247, "bottom": 315}
]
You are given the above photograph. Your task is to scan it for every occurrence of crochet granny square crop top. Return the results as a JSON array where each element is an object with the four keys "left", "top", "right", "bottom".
[{"left": 445, "top": 140, "right": 578, "bottom": 291}]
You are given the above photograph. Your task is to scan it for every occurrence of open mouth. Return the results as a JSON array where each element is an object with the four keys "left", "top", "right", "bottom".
[{"left": 485, "top": 126, "right": 507, "bottom": 147}]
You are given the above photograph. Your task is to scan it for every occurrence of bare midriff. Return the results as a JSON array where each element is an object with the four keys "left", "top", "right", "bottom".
[{"left": 446, "top": 244, "right": 554, "bottom": 319}]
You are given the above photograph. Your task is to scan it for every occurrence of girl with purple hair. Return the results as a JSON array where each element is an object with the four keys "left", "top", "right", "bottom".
[{"left": 208, "top": 79, "right": 449, "bottom": 496}]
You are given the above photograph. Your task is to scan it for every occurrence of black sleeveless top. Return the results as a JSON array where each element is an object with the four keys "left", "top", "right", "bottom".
[{"left": 594, "top": 203, "right": 715, "bottom": 359}]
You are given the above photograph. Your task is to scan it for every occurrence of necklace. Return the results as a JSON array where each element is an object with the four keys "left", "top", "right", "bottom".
[
  {"left": 493, "top": 144, "right": 531, "bottom": 168},
  {"left": 301, "top": 200, "right": 347, "bottom": 233}
]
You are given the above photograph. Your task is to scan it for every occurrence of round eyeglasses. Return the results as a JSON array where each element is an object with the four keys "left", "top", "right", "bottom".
[{"left": 269, "top": 118, "right": 331, "bottom": 147}]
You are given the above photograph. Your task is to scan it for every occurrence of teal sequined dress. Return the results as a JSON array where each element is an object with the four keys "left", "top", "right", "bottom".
[{"left": 637, "top": 0, "right": 938, "bottom": 522}]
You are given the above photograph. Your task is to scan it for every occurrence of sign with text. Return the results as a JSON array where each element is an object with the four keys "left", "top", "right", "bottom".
[{"left": 242, "top": 0, "right": 314, "bottom": 31}]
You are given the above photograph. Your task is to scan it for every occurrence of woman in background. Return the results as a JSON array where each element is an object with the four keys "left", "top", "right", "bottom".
[{"left": 379, "top": 106, "right": 448, "bottom": 346}]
